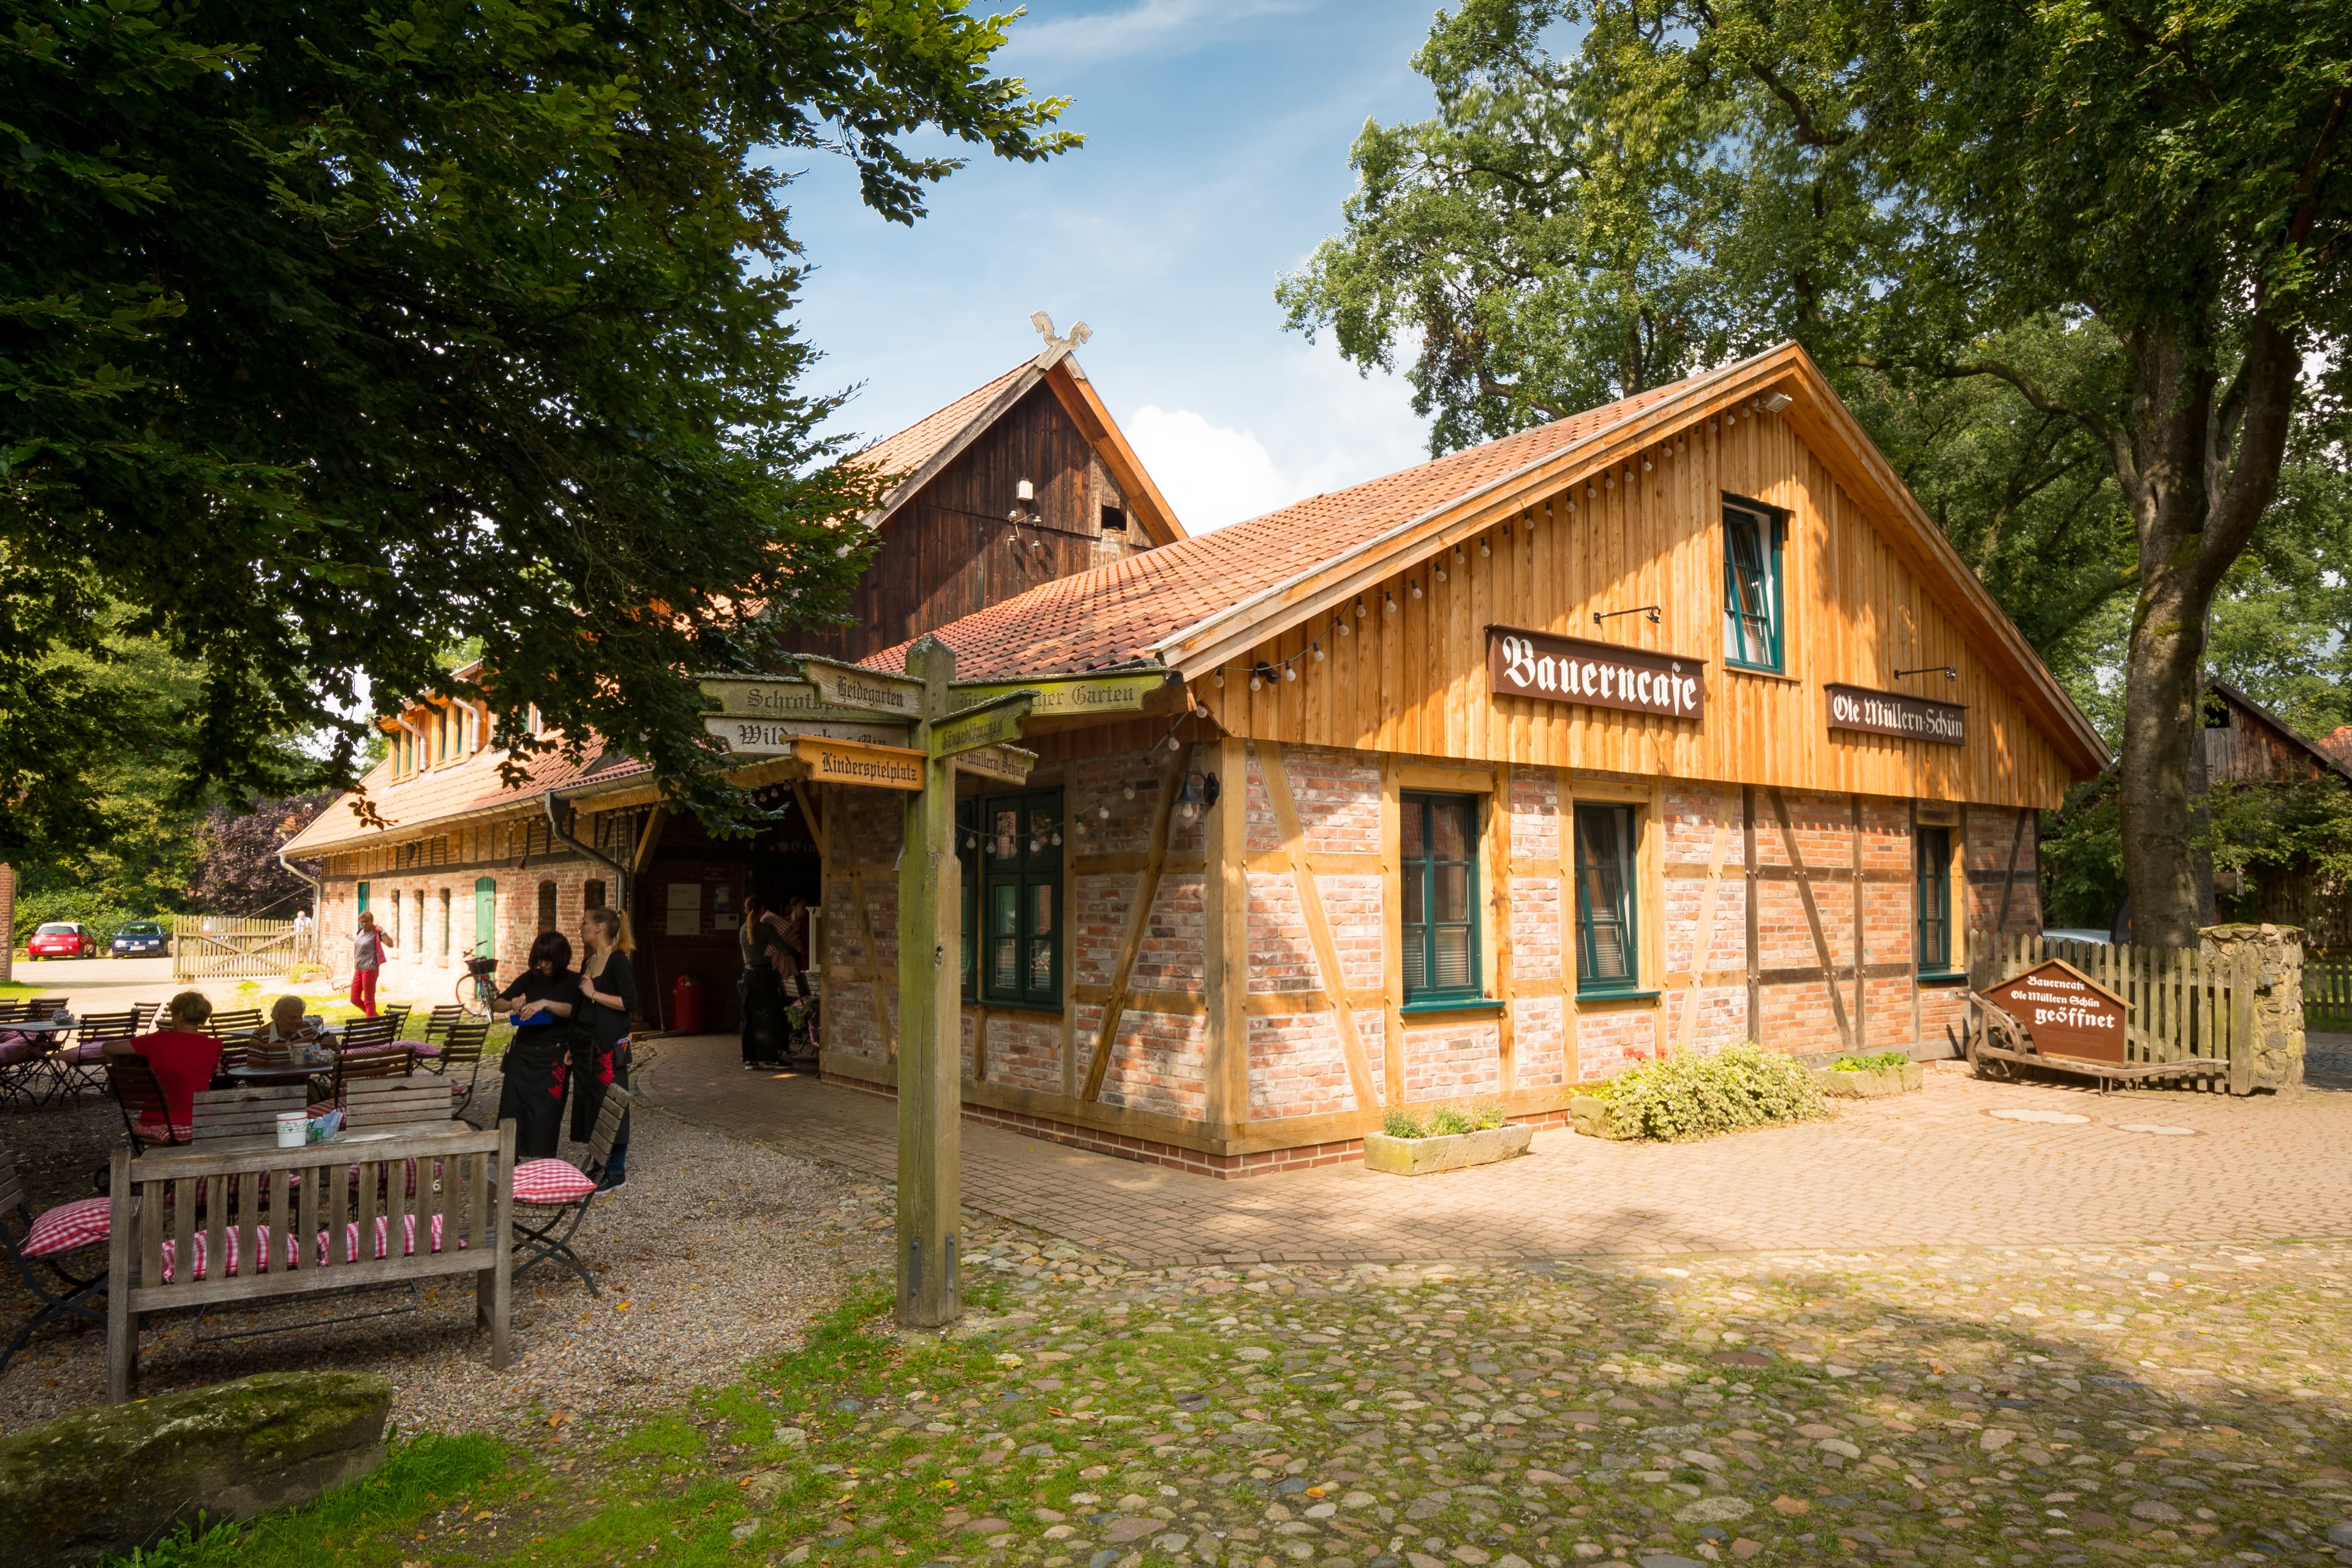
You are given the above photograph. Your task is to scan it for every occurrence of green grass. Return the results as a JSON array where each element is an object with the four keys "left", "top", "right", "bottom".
[{"left": 1829, "top": 1050, "right": 1911, "bottom": 1072}]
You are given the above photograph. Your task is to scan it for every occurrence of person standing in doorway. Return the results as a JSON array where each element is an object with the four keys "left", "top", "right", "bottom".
[
  {"left": 350, "top": 910, "right": 392, "bottom": 1017},
  {"left": 738, "top": 894, "right": 782, "bottom": 1068},
  {"left": 492, "top": 930, "right": 584, "bottom": 1161},
  {"left": 574, "top": 907, "right": 638, "bottom": 1189}
]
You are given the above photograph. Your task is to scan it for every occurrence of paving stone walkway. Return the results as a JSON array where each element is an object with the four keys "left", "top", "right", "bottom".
[{"left": 634, "top": 1038, "right": 2352, "bottom": 1266}]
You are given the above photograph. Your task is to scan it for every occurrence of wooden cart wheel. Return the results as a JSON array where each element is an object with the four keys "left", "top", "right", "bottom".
[{"left": 1966, "top": 997, "right": 2016, "bottom": 1081}]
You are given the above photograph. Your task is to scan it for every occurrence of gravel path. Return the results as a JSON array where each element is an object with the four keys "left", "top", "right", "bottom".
[{"left": 0, "top": 1082, "right": 896, "bottom": 1439}]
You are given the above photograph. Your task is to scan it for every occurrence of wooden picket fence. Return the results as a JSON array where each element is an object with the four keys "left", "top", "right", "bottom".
[
  {"left": 2311, "top": 952, "right": 2352, "bottom": 1034},
  {"left": 1966, "top": 930, "right": 2266, "bottom": 1083},
  {"left": 171, "top": 916, "right": 301, "bottom": 979}
]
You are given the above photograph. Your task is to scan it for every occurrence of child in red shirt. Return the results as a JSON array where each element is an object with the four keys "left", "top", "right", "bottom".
[{"left": 105, "top": 990, "right": 224, "bottom": 1138}]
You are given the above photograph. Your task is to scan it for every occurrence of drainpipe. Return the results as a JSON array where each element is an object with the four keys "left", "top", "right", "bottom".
[
  {"left": 277, "top": 850, "right": 322, "bottom": 962},
  {"left": 543, "top": 790, "right": 631, "bottom": 913}
]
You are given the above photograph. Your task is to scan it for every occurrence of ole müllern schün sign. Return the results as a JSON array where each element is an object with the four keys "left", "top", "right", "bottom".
[{"left": 1826, "top": 684, "right": 1967, "bottom": 745}]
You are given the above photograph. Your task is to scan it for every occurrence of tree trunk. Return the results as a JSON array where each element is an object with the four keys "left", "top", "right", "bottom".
[{"left": 2111, "top": 318, "right": 2301, "bottom": 948}]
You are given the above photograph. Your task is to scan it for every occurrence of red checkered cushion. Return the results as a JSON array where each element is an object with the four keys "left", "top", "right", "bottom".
[
  {"left": 24, "top": 1196, "right": 110, "bottom": 1256},
  {"left": 156, "top": 1214, "right": 461, "bottom": 1281},
  {"left": 511, "top": 1158, "right": 597, "bottom": 1205}
]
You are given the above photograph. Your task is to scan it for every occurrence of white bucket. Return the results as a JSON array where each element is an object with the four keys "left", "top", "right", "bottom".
[{"left": 275, "top": 1110, "right": 307, "bottom": 1149}]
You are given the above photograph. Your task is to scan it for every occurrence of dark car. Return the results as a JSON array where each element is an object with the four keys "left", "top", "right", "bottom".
[{"left": 110, "top": 921, "right": 170, "bottom": 958}]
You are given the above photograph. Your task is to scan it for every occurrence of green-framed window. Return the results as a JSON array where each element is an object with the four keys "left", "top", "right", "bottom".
[
  {"left": 1401, "top": 792, "right": 1482, "bottom": 1004},
  {"left": 356, "top": 881, "right": 370, "bottom": 915},
  {"left": 1574, "top": 803, "right": 1640, "bottom": 995},
  {"left": 1917, "top": 826, "right": 1954, "bottom": 974},
  {"left": 957, "top": 788, "right": 1063, "bottom": 1009},
  {"left": 1722, "top": 499, "right": 1785, "bottom": 671}
]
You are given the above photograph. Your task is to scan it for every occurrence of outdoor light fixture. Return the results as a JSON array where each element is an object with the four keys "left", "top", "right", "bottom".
[
  {"left": 1283, "top": 663, "right": 1297, "bottom": 682},
  {"left": 1411, "top": 580, "right": 1423, "bottom": 598},
  {"left": 1895, "top": 664, "right": 1960, "bottom": 683},
  {"left": 1385, "top": 592, "right": 1398, "bottom": 613},
  {"left": 1762, "top": 391, "right": 1793, "bottom": 412},
  {"left": 1335, "top": 616, "right": 1351, "bottom": 637},
  {"left": 1480, "top": 538, "right": 1491, "bottom": 557},
  {"left": 1435, "top": 562, "right": 1448, "bottom": 581},
  {"left": 1123, "top": 782, "right": 1136, "bottom": 801},
  {"left": 1454, "top": 545, "right": 1465, "bottom": 563},
  {"left": 1098, "top": 804, "right": 1110, "bottom": 820},
  {"left": 1355, "top": 597, "right": 1367, "bottom": 617},
  {"left": 1015, "top": 479, "right": 1035, "bottom": 502},
  {"left": 1251, "top": 661, "right": 1278, "bottom": 689},
  {"left": 1174, "top": 769, "right": 1221, "bottom": 824},
  {"left": 1587, "top": 483, "right": 1597, "bottom": 498},
  {"left": 1312, "top": 641, "right": 1325, "bottom": 661}
]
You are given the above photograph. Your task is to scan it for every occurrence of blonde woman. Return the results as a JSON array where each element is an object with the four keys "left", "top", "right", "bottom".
[{"left": 574, "top": 906, "right": 638, "bottom": 1189}]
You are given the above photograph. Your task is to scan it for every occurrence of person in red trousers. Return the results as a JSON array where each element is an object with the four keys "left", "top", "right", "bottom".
[{"left": 349, "top": 909, "right": 392, "bottom": 1016}]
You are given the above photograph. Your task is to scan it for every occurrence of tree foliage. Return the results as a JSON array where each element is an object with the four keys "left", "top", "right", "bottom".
[
  {"left": 1, "top": 0, "right": 1077, "bottom": 855},
  {"left": 1281, "top": 0, "right": 2351, "bottom": 944}
]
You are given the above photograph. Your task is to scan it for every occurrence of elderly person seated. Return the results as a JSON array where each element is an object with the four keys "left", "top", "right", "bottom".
[{"left": 246, "top": 995, "right": 331, "bottom": 1066}]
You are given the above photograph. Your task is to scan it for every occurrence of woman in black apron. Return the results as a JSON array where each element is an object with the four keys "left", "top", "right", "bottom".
[
  {"left": 574, "top": 906, "right": 638, "bottom": 1189},
  {"left": 492, "top": 931, "right": 585, "bottom": 1161}
]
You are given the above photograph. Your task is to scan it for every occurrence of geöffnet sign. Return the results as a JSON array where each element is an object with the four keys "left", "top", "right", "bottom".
[{"left": 1486, "top": 625, "right": 1704, "bottom": 721}]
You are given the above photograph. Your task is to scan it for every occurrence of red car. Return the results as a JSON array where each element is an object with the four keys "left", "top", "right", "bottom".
[{"left": 26, "top": 921, "right": 98, "bottom": 959}]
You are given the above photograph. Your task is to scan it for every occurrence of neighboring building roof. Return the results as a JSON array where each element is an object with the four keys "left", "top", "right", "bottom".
[
  {"left": 853, "top": 345, "right": 1187, "bottom": 546},
  {"left": 281, "top": 739, "right": 647, "bottom": 858},
  {"left": 864, "top": 342, "right": 2111, "bottom": 776},
  {"left": 2209, "top": 679, "right": 2352, "bottom": 785}
]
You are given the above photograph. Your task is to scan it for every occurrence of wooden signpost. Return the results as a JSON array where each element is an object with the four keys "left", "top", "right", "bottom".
[{"left": 695, "top": 652, "right": 1149, "bottom": 1328}]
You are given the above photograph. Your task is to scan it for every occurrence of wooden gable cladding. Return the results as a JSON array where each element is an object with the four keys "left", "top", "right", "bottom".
[
  {"left": 1193, "top": 400, "right": 2078, "bottom": 810},
  {"left": 777, "top": 379, "right": 1136, "bottom": 663}
]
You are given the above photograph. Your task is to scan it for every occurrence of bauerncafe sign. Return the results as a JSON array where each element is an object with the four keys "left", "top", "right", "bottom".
[
  {"left": 1487, "top": 625, "right": 1704, "bottom": 720},
  {"left": 1826, "top": 683, "right": 1966, "bottom": 746}
]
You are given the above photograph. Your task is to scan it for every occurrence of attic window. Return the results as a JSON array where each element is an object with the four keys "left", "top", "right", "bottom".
[{"left": 1100, "top": 505, "right": 1128, "bottom": 533}]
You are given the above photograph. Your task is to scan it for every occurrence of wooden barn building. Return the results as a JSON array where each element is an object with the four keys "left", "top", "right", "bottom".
[
  {"left": 2204, "top": 678, "right": 2352, "bottom": 949},
  {"left": 284, "top": 338, "right": 2111, "bottom": 1178},
  {"left": 281, "top": 333, "right": 1183, "bottom": 1025}
]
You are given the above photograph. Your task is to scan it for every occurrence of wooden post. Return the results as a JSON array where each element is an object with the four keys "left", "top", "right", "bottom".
[
  {"left": 897, "top": 636, "right": 963, "bottom": 1327},
  {"left": 2228, "top": 946, "right": 2257, "bottom": 1098},
  {"left": 1203, "top": 736, "right": 1251, "bottom": 1141}
]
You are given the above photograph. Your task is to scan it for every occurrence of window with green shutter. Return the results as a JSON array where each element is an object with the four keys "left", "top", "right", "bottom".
[
  {"left": 1722, "top": 499, "right": 1785, "bottom": 672},
  {"left": 1401, "top": 792, "right": 1482, "bottom": 1005},
  {"left": 957, "top": 788, "right": 1062, "bottom": 1009},
  {"left": 1917, "top": 826, "right": 1954, "bottom": 974},
  {"left": 1574, "top": 803, "right": 1640, "bottom": 995}
]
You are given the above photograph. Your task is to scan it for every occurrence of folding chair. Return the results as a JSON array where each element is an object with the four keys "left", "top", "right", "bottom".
[
  {"left": 192, "top": 1084, "right": 307, "bottom": 1140},
  {"left": 0, "top": 1000, "right": 23, "bottom": 1024},
  {"left": 2, "top": 1145, "right": 109, "bottom": 1373},
  {"left": 55, "top": 1009, "right": 141, "bottom": 1101},
  {"left": 0, "top": 1033, "right": 58, "bottom": 1111},
  {"left": 380, "top": 1004, "right": 413, "bottom": 1039},
  {"left": 105, "top": 1058, "right": 191, "bottom": 1155},
  {"left": 509, "top": 1087, "right": 629, "bottom": 1294},
  {"left": 434, "top": 1023, "right": 492, "bottom": 1118},
  {"left": 204, "top": 1008, "right": 263, "bottom": 1041},
  {"left": 421, "top": 1005, "right": 464, "bottom": 1046},
  {"left": 328, "top": 1047, "right": 415, "bottom": 1109},
  {"left": 337, "top": 1016, "right": 401, "bottom": 1053}
]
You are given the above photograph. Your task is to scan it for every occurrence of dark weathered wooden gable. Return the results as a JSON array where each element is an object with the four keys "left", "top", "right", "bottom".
[{"left": 777, "top": 380, "right": 1128, "bottom": 661}]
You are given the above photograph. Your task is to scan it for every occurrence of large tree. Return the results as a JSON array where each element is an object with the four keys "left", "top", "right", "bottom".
[
  {"left": 1280, "top": 0, "right": 2350, "bottom": 946},
  {"left": 1, "top": 0, "right": 1076, "bottom": 852}
]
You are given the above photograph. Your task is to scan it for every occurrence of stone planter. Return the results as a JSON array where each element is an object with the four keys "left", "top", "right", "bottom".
[
  {"left": 1815, "top": 1061, "right": 1924, "bottom": 1098},
  {"left": 1363, "top": 1123, "right": 1533, "bottom": 1175},
  {"left": 1568, "top": 1094, "right": 1629, "bottom": 1140}
]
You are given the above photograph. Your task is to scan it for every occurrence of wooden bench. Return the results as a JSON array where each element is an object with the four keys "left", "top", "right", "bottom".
[{"left": 105, "top": 1117, "right": 514, "bottom": 1401}]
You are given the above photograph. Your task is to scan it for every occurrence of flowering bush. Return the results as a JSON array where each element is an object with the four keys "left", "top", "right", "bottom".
[{"left": 1595, "top": 1042, "right": 1826, "bottom": 1141}]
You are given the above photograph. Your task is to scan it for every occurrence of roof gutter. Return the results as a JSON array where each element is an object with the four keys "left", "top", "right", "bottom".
[
  {"left": 543, "top": 790, "right": 633, "bottom": 914},
  {"left": 276, "top": 849, "right": 322, "bottom": 959}
]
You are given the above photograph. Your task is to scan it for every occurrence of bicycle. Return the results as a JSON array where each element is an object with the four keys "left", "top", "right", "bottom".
[{"left": 456, "top": 956, "right": 500, "bottom": 1019}]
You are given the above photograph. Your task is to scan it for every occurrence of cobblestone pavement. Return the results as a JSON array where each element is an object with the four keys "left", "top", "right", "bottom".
[
  {"left": 636, "top": 1038, "right": 2352, "bottom": 1267},
  {"left": 516, "top": 1232, "right": 2352, "bottom": 1568}
]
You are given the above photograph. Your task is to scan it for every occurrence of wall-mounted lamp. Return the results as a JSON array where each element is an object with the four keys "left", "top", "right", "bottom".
[
  {"left": 1593, "top": 605, "right": 1663, "bottom": 627},
  {"left": 1761, "top": 392, "right": 1793, "bottom": 412},
  {"left": 1895, "top": 665, "right": 1959, "bottom": 683},
  {"left": 1175, "top": 769, "right": 1221, "bottom": 824}
]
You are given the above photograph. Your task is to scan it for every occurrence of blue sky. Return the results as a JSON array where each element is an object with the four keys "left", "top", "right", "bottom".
[{"left": 783, "top": 0, "right": 1450, "bottom": 532}]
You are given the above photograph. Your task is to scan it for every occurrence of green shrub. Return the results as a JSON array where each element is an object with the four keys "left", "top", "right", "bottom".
[
  {"left": 1831, "top": 1050, "right": 1911, "bottom": 1072},
  {"left": 1380, "top": 1107, "right": 1426, "bottom": 1139},
  {"left": 1596, "top": 1042, "right": 1828, "bottom": 1141},
  {"left": 1427, "top": 1105, "right": 1474, "bottom": 1136}
]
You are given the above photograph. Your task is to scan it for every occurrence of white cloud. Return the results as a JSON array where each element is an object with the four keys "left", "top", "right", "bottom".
[
  {"left": 1124, "top": 341, "right": 1431, "bottom": 531},
  {"left": 1008, "top": 0, "right": 1310, "bottom": 67}
]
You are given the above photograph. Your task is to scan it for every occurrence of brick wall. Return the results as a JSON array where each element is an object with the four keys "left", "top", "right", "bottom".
[
  {"left": 1576, "top": 1005, "right": 1657, "bottom": 1080},
  {"left": 317, "top": 844, "right": 597, "bottom": 1008},
  {"left": 824, "top": 787, "right": 902, "bottom": 1065},
  {"left": 1402, "top": 1015, "right": 1503, "bottom": 1102},
  {"left": 1967, "top": 806, "right": 2041, "bottom": 935}
]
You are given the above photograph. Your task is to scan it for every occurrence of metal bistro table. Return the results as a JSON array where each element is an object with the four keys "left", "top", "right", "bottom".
[{"left": 224, "top": 1052, "right": 337, "bottom": 1090}]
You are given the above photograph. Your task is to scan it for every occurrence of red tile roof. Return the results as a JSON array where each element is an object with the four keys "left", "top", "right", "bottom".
[
  {"left": 282, "top": 740, "right": 647, "bottom": 856},
  {"left": 854, "top": 361, "right": 1031, "bottom": 501},
  {"left": 863, "top": 374, "right": 1704, "bottom": 680}
]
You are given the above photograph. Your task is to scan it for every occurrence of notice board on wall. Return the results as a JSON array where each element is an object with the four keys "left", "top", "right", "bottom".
[{"left": 665, "top": 881, "right": 702, "bottom": 938}]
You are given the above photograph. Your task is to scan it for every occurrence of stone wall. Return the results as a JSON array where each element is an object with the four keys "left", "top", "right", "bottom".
[{"left": 2202, "top": 922, "right": 2306, "bottom": 1091}]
